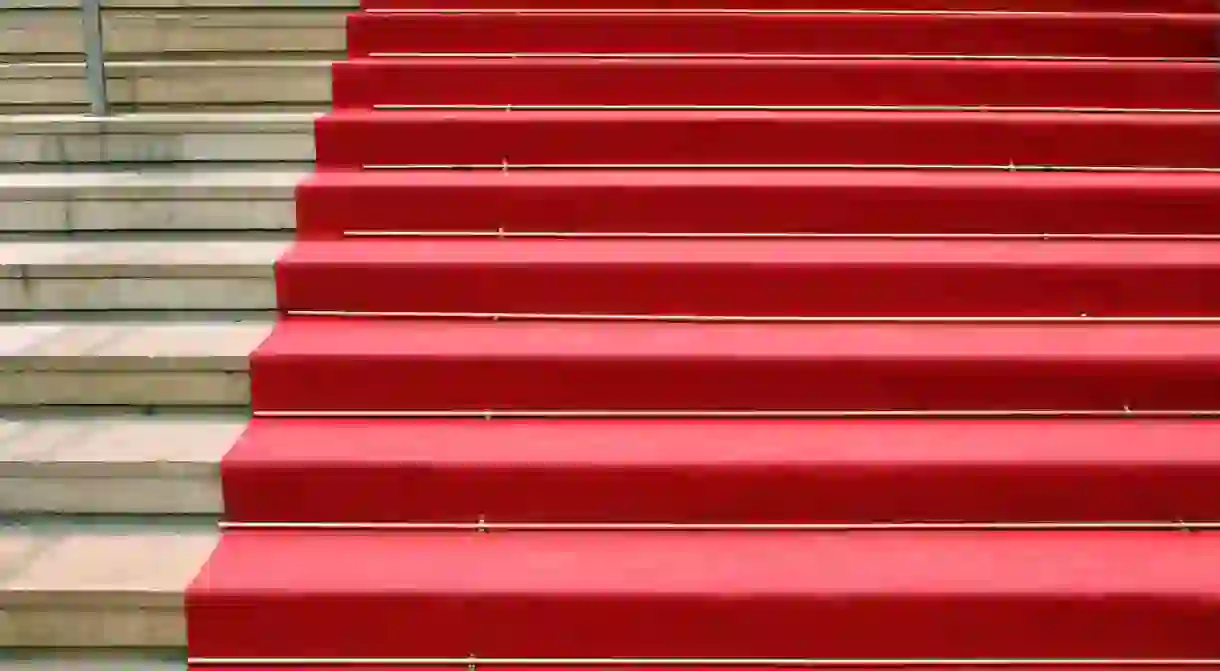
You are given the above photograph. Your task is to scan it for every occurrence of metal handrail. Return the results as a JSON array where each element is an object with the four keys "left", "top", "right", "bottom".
[{"left": 80, "top": 0, "right": 109, "bottom": 116}]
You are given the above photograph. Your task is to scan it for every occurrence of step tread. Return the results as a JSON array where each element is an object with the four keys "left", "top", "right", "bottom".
[
  {"left": 1, "top": 527, "right": 216, "bottom": 603},
  {"left": 304, "top": 167, "right": 1220, "bottom": 189},
  {"left": 0, "top": 112, "right": 320, "bottom": 135},
  {"left": 2, "top": 240, "right": 286, "bottom": 278},
  {"left": 0, "top": 168, "right": 307, "bottom": 199},
  {"left": 0, "top": 417, "right": 238, "bottom": 514},
  {"left": 359, "top": 0, "right": 1217, "bottom": 10},
  {"left": 258, "top": 318, "right": 1220, "bottom": 360},
  {"left": 0, "top": 525, "right": 215, "bottom": 647},
  {"left": 1, "top": 321, "right": 271, "bottom": 370},
  {"left": 229, "top": 417, "right": 1220, "bottom": 466},
  {"left": 223, "top": 417, "right": 1220, "bottom": 524},
  {"left": 284, "top": 238, "right": 1220, "bottom": 267},
  {"left": 2, "top": 417, "right": 239, "bottom": 467},
  {"left": 323, "top": 108, "right": 1220, "bottom": 125},
  {"left": 199, "top": 529, "right": 1220, "bottom": 594}
]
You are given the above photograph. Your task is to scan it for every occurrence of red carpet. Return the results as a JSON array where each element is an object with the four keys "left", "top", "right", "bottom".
[
  {"left": 189, "top": 3, "right": 1220, "bottom": 668},
  {"left": 222, "top": 418, "right": 1220, "bottom": 523}
]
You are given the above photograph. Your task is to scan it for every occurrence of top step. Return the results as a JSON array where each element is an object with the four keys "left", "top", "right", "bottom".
[{"left": 361, "top": 0, "right": 1220, "bottom": 12}]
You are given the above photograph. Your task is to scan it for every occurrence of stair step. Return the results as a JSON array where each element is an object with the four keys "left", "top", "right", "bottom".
[
  {"left": 360, "top": 0, "right": 1220, "bottom": 11},
  {"left": 0, "top": 524, "right": 216, "bottom": 648},
  {"left": 347, "top": 11, "right": 1220, "bottom": 59},
  {"left": 1, "top": 239, "right": 285, "bottom": 312},
  {"left": 0, "top": 321, "right": 270, "bottom": 408},
  {"left": 1, "top": 168, "right": 303, "bottom": 235},
  {"left": 250, "top": 318, "right": 1220, "bottom": 413},
  {"left": 296, "top": 170, "right": 1220, "bottom": 238},
  {"left": 317, "top": 110, "right": 1220, "bottom": 170},
  {"left": 188, "top": 529, "right": 1220, "bottom": 660},
  {"left": 0, "top": 417, "right": 239, "bottom": 515},
  {"left": 224, "top": 416, "right": 1220, "bottom": 524},
  {"left": 0, "top": 113, "right": 317, "bottom": 166},
  {"left": 277, "top": 238, "right": 1220, "bottom": 317},
  {"left": 333, "top": 58, "right": 1219, "bottom": 111},
  {"left": 1, "top": 61, "right": 331, "bottom": 114}
]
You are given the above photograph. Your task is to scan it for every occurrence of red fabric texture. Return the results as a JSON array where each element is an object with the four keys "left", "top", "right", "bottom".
[
  {"left": 248, "top": 318, "right": 1220, "bottom": 412},
  {"left": 361, "top": 1, "right": 1220, "bottom": 11},
  {"left": 294, "top": 170, "right": 1220, "bottom": 239},
  {"left": 191, "top": 3, "right": 1220, "bottom": 667},
  {"left": 332, "top": 58, "right": 1220, "bottom": 110},
  {"left": 348, "top": 12, "right": 1220, "bottom": 58},
  {"left": 221, "top": 418, "right": 1220, "bottom": 523},
  {"left": 276, "top": 238, "right": 1220, "bottom": 316},
  {"left": 316, "top": 110, "right": 1220, "bottom": 169},
  {"left": 188, "top": 530, "right": 1220, "bottom": 659}
]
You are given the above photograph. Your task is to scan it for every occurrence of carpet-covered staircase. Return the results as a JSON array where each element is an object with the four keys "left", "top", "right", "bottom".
[{"left": 187, "top": 1, "right": 1220, "bottom": 668}]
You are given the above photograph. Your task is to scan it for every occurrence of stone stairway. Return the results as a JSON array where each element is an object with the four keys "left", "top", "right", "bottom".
[{"left": 0, "top": 0, "right": 351, "bottom": 666}]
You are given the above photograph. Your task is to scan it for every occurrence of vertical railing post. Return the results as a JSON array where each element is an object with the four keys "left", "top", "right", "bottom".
[{"left": 80, "top": 0, "right": 110, "bottom": 116}]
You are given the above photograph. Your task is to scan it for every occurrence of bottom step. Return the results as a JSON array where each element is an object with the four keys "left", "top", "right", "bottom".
[{"left": 187, "top": 530, "right": 1220, "bottom": 661}]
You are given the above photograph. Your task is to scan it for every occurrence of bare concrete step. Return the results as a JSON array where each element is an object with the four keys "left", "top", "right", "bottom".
[
  {"left": 0, "top": 168, "right": 303, "bottom": 234},
  {"left": 0, "top": 417, "right": 236, "bottom": 515},
  {"left": 0, "top": 658, "right": 184, "bottom": 671},
  {"left": 0, "top": 321, "right": 270, "bottom": 408},
  {"left": 0, "top": 659, "right": 185, "bottom": 671},
  {"left": 0, "top": 61, "right": 331, "bottom": 114},
  {"left": 18, "top": 0, "right": 356, "bottom": 9},
  {"left": 0, "top": 525, "right": 217, "bottom": 648},
  {"left": 0, "top": 240, "right": 286, "bottom": 312},
  {"left": 4, "top": 6, "right": 348, "bottom": 62},
  {"left": 0, "top": 113, "right": 318, "bottom": 165}
]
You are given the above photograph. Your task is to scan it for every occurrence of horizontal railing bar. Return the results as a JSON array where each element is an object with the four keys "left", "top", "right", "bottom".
[
  {"left": 190, "top": 657, "right": 1220, "bottom": 667},
  {"left": 220, "top": 521, "right": 1214, "bottom": 532},
  {"left": 344, "top": 232, "right": 1220, "bottom": 241},
  {"left": 362, "top": 162, "right": 1220, "bottom": 173},
  {"left": 373, "top": 103, "right": 1220, "bottom": 114},
  {"left": 254, "top": 410, "right": 1220, "bottom": 419},
  {"left": 286, "top": 311, "right": 1220, "bottom": 324},
  {"left": 368, "top": 52, "right": 1220, "bottom": 63}
]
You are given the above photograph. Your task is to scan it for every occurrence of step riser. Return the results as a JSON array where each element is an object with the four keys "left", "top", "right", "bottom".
[
  {"left": 348, "top": 13, "right": 1220, "bottom": 59},
  {"left": 1, "top": 241, "right": 285, "bottom": 312},
  {"left": 334, "top": 60, "right": 1220, "bottom": 110},
  {"left": 0, "top": 175, "right": 299, "bottom": 235},
  {"left": 275, "top": 258, "right": 1220, "bottom": 317},
  {"left": 297, "top": 174, "right": 1220, "bottom": 238},
  {"left": 224, "top": 419, "right": 1220, "bottom": 524},
  {"left": 0, "top": 323, "right": 269, "bottom": 408},
  {"left": 0, "top": 527, "right": 215, "bottom": 649},
  {"left": 1, "top": 116, "right": 316, "bottom": 166},
  {"left": 2, "top": 276, "right": 276, "bottom": 312},
  {"left": 1, "top": 63, "right": 331, "bottom": 114},
  {"left": 189, "top": 595, "right": 1220, "bottom": 659},
  {"left": 316, "top": 113, "right": 1220, "bottom": 169},
  {"left": 249, "top": 353, "right": 1220, "bottom": 413}
]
